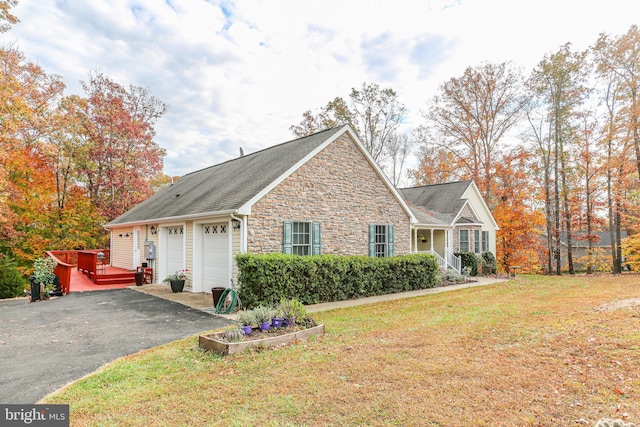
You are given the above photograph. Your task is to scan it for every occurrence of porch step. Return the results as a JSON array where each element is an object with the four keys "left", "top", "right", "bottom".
[{"left": 94, "top": 273, "right": 136, "bottom": 285}]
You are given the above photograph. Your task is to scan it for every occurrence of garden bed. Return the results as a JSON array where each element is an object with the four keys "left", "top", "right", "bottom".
[{"left": 199, "top": 324, "right": 325, "bottom": 355}]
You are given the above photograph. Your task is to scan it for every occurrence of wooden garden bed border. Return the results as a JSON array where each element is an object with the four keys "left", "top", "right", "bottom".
[{"left": 199, "top": 324, "right": 325, "bottom": 355}]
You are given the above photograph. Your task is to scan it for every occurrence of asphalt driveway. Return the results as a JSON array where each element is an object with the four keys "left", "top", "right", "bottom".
[{"left": 0, "top": 289, "right": 231, "bottom": 404}]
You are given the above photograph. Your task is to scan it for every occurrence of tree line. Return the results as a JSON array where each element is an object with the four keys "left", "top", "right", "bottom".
[
  {"left": 291, "top": 26, "right": 640, "bottom": 275},
  {"left": 2, "top": 0, "right": 638, "bottom": 277},
  {"left": 0, "top": 2, "right": 168, "bottom": 273}
]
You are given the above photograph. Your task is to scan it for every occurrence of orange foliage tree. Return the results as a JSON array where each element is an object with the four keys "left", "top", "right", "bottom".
[{"left": 492, "top": 150, "right": 545, "bottom": 272}]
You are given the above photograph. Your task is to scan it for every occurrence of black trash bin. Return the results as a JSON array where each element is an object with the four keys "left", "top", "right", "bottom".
[
  {"left": 211, "top": 287, "right": 225, "bottom": 307},
  {"left": 29, "top": 276, "right": 40, "bottom": 302},
  {"left": 134, "top": 271, "right": 144, "bottom": 286},
  {"left": 49, "top": 276, "right": 63, "bottom": 297}
]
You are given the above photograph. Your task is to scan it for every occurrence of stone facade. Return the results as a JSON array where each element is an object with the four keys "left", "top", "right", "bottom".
[
  {"left": 248, "top": 133, "right": 411, "bottom": 256},
  {"left": 453, "top": 225, "right": 483, "bottom": 253},
  {"left": 453, "top": 204, "right": 483, "bottom": 253}
]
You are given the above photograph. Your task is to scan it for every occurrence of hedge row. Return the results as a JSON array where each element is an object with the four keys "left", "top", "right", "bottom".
[{"left": 236, "top": 253, "right": 440, "bottom": 308}]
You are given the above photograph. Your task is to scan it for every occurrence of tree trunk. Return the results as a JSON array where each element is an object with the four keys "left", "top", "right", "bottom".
[
  {"left": 560, "top": 147, "right": 575, "bottom": 275},
  {"left": 553, "top": 112, "right": 562, "bottom": 276},
  {"left": 614, "top": 202, "right": 623, "bottom": 273},
  {"left": 543, "top": 152, "right": 554, "bottom": 275},
  {"left": 586, "top": 170, "right": 593, "bottom": 275}
]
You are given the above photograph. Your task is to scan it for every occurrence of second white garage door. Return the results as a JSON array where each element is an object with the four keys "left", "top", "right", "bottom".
[
  {"left": 202, "top": 223, "right": 230, "bottom": 291},
  {"left": 166, "top": 225, "right": 184, "bottom": 276}
]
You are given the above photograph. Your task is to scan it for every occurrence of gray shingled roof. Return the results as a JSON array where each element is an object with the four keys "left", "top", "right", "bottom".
[
  {"left": 559, "top": 230, "right": 628, "bottom": 248},
  {"left": 107, "top": 126, "right": 348, "bottom": 226},
  {"left": 399, "top": 181, "right": 473, "bottom": 226}
]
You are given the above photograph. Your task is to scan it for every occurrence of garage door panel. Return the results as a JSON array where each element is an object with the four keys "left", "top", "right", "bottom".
[
  {"left": 166, "top": 226, "right": 184, "bottom": 275},
  {"left": 202, "top": 223, "right": 229, "bottom": 289}
]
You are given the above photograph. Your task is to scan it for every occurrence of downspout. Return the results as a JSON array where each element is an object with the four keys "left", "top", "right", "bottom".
[{"left": 230, "top": 213, "right": 246, "bottom": 253}]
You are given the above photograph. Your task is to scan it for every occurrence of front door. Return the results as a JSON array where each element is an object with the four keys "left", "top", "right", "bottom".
[{"left": 133, "top": 227, "right": 141, "bottom": 268}]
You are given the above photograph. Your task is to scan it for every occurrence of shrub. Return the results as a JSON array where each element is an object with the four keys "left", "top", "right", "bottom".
[
  {"left": 33, "top": 257, "right": 57, "bottom": 289},
  {"left": 236, "top": 253, "right": 439, "bottom": 307},
  {"left": 236, "top": 309, "right": 256, "bottom": 327},
  {"left": 443, "top": 268, "right": 464, "bottom": 283},
  {"left": 454, "top": 252, "right": 478, "bottom": 276},
  {"left": 0, "top": 254, "right": 26, "bottom": 299},
  {"left": 481, "top": 251, "right": 497, "bottom": 275}
]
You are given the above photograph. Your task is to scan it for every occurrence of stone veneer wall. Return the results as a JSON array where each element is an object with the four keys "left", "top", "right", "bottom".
[
  {"left": 453, "top": 225, "right": 483, "bottom": 253},
  {"left": 248, "top": 133, "right": 411, "bottom": 256},
  {"left": 453, "top": 204, "right": 483, "bottom": 253}
]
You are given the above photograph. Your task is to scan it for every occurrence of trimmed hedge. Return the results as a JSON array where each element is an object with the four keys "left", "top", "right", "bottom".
[
  {"left": 236, "top": 253, "right": 440, "bottom": 307},
  {"left": 454, "top": 251, "right": 478, "bottom": 276}
]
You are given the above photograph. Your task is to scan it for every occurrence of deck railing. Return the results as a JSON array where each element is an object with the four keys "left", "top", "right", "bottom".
[
  {"left": 77, "top": 250, "right": 111, "bottom": 278},
  {"left": 47, "top": 249, "right": 112, "bottom": 291},
  {"left": 45, "top": 251, "right": 75, "bottom": 295}
]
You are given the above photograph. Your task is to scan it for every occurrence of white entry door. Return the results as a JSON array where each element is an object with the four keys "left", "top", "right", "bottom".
[
  {"left": 201, "top": 223, "right": 229, "bottom": 291},
  {"left": 133, "top": 228, "right": 141, "bottom": 268}
]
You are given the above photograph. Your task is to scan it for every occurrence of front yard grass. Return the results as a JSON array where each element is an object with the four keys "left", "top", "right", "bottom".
[{"left": 44, "top": 274, "right": 640, "bottom": 426}]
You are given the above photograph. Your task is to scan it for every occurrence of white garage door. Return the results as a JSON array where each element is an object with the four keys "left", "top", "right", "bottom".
[
  {"left": 166, "top": 225, "right": 184, "bottom": 276},
  {"left": 202, "top": 223, "right": 229, "bottom": 290}
]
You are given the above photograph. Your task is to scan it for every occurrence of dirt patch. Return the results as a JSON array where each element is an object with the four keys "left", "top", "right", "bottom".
[{"left": 594, "top": 298, "right": 640, "bottom": 312}]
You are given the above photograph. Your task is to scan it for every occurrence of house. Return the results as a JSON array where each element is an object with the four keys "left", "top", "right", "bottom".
[
  {"left": 543, "top": 230, "right": 627, "bottom": 271},
  {"left": 106, "top": 125, "right": 498, "bottom": 293},
  {"left": 399, "top": 181, "right": 499, "bottom": 271},
  {"left": 106, "top": 125, "right": 415, "bottom": 292}
]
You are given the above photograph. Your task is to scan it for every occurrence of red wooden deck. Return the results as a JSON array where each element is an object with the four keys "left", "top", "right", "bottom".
[
  {"left": 69, "top": 266, "right": 138, "bottom": 292},
  {"left": 47, "top": 249, "right": 143, "bottom": 293}
]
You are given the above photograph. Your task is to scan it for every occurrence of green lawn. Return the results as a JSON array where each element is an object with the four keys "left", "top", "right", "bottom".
[{"left": 44, "top": 274, "right": 640, "bottom": 426}]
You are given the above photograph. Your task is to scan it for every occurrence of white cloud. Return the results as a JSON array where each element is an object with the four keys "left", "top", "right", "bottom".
[{"left": 4, "top": 0, "right": 640, "bottom": 177}]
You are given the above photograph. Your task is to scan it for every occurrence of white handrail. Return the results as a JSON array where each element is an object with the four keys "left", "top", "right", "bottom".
[
  {"left": 446, "top": 250, "right": 461, "bottom": 273},
  {"left": 426, "top": 250, "right": 446, "bottom": 270}
]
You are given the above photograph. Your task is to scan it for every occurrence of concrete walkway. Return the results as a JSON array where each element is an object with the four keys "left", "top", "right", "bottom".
[
  {"left": 130, "top": 277, "right": 509, "bottom": 317},
  {"left": 305, "top": 277, "right": 508, "bottom": 313}
]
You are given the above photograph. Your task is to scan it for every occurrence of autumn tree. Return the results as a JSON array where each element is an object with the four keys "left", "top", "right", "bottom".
[
  {"left": 409, "top": 146, "right": 462, "bottom": 185},
  {"left": 290, "top": 83, "right": 411, "bottom": 182},
  {"left": 573, "top": 111, "right": 606, "bottom": 273},
  {"left": 290, "top": 97, "right": 355, "bottom": 137},
  {"left": 0, "top": 0, "right": 18, "bottom": 33},
  {"left": 0, "top": 46, "right": 65, "bottom": 264},
  {"left": 79, "top": 71, "right": 167, "bottom": 221},
  {"left": 593, "top": 25, "right": 640, "bottom": 273},
  {"left": 527, "top": 44, "right": 589, "bottom": 274},
  {"left": 492, "top": 150, "right": 544, "bottom": 271},
  {"left": 415, "top": 62, "right": 529, "bottom": 206},
  {"left": 594, "top": 26, "right": 640, "bottom": 178}
]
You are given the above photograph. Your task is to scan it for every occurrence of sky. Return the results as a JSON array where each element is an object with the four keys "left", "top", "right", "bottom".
[{"left": 3, "top": 0, "right": 640, "bottom": 180}]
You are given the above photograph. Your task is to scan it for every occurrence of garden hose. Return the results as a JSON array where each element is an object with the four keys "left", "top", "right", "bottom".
[{"left": 215, "top": 288, "right": 239, "bottom": 314}]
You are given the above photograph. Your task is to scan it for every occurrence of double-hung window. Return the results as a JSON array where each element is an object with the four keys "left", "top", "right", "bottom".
[
  {"left": 459, "top": 229, "right": 469, "bottom": 252},
  {"left": 292, "top": 222, "right": 310, "bottom": 255},
  {"left": 474, "top": 230, "right": 481, "bottom": 254},
  {"left": 369, "top": 224, "right": 395, "bottom": 257},
  {"left": 482, "top": 231, "right": 489, "bottom": 253},
  {"left": 283, "top": 221, "right": 321, "bottom": 255}
]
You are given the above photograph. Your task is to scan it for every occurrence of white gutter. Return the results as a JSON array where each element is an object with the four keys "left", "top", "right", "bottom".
[{"left": 105, "top": 209, "right": 241, "bottom": 229}]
